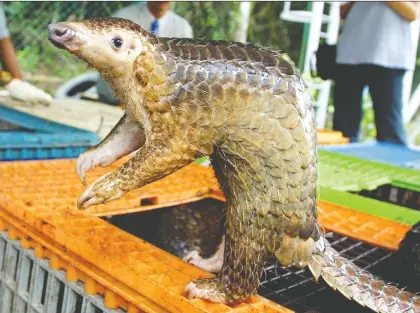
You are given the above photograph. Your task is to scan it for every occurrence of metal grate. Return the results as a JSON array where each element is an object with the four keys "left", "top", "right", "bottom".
[
  {"left": 258, "top": 232, "right": 395, "bottom": 313},
  {"left": 0, "top": 231, "right": 126, "bottom": 313}
]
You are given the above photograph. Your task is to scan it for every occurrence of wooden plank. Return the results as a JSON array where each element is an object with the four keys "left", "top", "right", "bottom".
[{"left": 0, "top": 95, "right": 123, "bottom": 139}]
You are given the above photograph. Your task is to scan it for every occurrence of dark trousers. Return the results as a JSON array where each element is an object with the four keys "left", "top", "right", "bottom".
[{"left": 333, "top": 64, "right": 408, "bottom": 145}]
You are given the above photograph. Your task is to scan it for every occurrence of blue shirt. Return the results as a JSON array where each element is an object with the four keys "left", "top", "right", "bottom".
[{"left": 336, "top": 2, "right": 419, "bottom": 71}]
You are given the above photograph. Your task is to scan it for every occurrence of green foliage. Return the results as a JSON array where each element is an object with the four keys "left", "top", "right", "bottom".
[
  {"left": 3, "top": 1, "right": 418, "bottom": 141},
  {"left": 247, "top": 2, "right": 307, "bottom": 65},
  {"left": 360, "top": 100, "right": 377, "bottom": 140},
  {"left": 4, "top": 1, "right": 308, "bottom": 80},
  {"left": 3, "top": 1, "right": 126, "bottom": 79},
  {"left": 174, "top": 1, "right": 306, "bottom": 66},
  {"left": 173, "top": 2, "right": 241, "bottom": 41}
]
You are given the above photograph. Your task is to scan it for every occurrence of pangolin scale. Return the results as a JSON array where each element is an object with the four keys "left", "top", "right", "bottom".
[{"left": 48, "top": 17, "right": 419, "bottom": 312}]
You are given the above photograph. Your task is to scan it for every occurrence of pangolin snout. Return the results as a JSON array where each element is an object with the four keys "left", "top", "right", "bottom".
[{"left": 48, "top": 23, "right": 86, "bottom": 52}]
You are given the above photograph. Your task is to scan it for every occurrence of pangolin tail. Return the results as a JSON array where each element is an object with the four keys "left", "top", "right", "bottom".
[{"left": 308, "top": 237, "right": 420, "bottom": 313}]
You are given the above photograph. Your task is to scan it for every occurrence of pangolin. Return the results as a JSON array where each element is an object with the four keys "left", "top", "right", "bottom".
[{"left": 48, "top": 18, "right": 420, "bottom": 312}]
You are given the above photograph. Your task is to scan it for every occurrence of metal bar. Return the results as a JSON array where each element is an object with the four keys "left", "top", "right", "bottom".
[
  {"left": 16, "top": 254, "right": 31, "bottom": 301},
  {"left": 62, "top": 285, "right": 77, "bottom": 313},
  {"left": 0, "top": 286, "right": 13, "bottom": 313},
  {"left": 12, "top": 295, "right": 26, "bottom": 313},
  {"left": 1, "top": 242, "right": 18, "bottom": 313},
  {"left": 4, "top": 243, "right": 18, "bottom": 284},
  {"left": 28, "top": 263, "right": 45, "bottom": 312},
  {"left": 45, "top": 274, "right": 60, "bottom": 313},
  {"left": 0, "top": 237, "right": 7, "bottom": 273},
  {"left": 82, "top": 300, "right": 97, "bottom": 313},
  {"left": 12, "top": 249, "right": 28, "bottom": 313}
]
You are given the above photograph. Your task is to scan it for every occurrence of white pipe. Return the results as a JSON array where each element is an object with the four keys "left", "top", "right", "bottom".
[
  {"left": 231, "top": 2, "right": 252, "bottom": 43},
  {"left": 303, "top": 2, "right": 324, "bottom": 73},
  {"left": 325, "top": 2, "right": 340, "bottom": 44}
]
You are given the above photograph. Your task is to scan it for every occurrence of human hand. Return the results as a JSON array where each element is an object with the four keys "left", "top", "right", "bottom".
[{"left": 5, "top": 78, "right": 52, "bottom": 105}]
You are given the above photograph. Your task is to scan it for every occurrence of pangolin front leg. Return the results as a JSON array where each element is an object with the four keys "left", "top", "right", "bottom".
[
  {"left": 77, "top": 136, "right": 199, "bottom": 209},
  {"left": 77, "top": 113, "right": 145, "bottom": 184}
]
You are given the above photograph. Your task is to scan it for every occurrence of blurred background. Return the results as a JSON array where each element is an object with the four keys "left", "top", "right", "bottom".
[
  {"left": 2, "top": 1, "right": 420, "bottom": 146},
  {"left": 0, "top": 3, "right": 419, "bottom": 313}
]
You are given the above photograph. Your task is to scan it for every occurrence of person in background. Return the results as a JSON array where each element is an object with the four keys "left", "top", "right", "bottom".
[
  {"left": 333, "top": 1, "right": 420, "bottom": 145},
  {"left": 0, "top": 2, "right": 52, "bottom": 105},
  {"left": 96, "top": 1, "right": 193, "bottom": 105}
]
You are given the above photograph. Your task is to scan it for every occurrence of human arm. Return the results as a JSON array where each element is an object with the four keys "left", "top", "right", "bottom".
[
  {"left": 0, "top": 38, "right": 22, "bottom": 80},
  {"left": 340, "top": 2, "right": 354, "bottom": 20},
  {"left": 0, "top": 4, "right": 52, "bottom": 105},
  {"left": 0, "top": 4, "right": 21, "bottom": 80},
  {"left": 0, "top": 40, "right": 53, "bottom": 105},
  {"left": 387, "top": 1, "right": 420, "bottom": 22}
]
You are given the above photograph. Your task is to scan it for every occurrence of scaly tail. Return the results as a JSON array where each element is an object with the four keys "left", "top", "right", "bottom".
[{"left": 308, "top": 237, "right": 420, "bottom": 313}]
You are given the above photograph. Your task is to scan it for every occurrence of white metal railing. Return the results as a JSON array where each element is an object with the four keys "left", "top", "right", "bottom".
[{"left": 280, "top": 1, "right": 341, "bottom": 129}]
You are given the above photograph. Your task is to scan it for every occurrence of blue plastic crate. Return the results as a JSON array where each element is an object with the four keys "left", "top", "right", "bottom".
[
  {"left": 0, "top": 104, "right": 100, "bottom": 161},
  {"left": 319, "top": 141, "right": 420, "bottom": 170}
]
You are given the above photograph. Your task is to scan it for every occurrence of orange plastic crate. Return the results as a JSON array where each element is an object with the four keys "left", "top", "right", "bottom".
[
  {"left": 316, "top": 129, "right": 350, "bottom": 145},
  {"left": 317, "top": 200, "right": 411, "bottom": 251},
  {"left": 1, "top": 157, "right": 409, "bottom": 251},
  {"left": 0, "top": 159, "right": 292, "bottom": 313},
  {"left": 74, "top": 156, "right": 408, "bottom": 252}
]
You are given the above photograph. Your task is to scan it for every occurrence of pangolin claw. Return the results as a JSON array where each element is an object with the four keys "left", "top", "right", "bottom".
[
  {"left": 184, "top": 279, "right": 228, "bottom": 304},
  {"left": 77, "top": 173, "right": 126, "bottom": 209},
  {"left": 77, "top": 149, "right": 116, "bottom": 186},
  {"left": 77, "top": 183, "right": 99, "bottom": 209},
  {"left": 76, "top": 154, "right": 89, "bottom": 186}
]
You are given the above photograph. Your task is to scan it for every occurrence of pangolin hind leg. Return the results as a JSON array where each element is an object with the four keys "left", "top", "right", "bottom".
[
  {"left": 185, "top": 153, "right": 269, "bottom": 304},
  {"left": 77, "top": 113, "right": 145, "bottom": 184},
  {"left": 185, "top": 229, "right": 267, "bottom": 304},
  {"left": 185, "top": 207, "right": 320, "bottom": 304}
]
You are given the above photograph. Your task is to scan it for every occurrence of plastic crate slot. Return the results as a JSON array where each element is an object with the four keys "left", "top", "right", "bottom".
[
  {"left": 75, "top": 293, "right": 84, "bottom": 313},
  {"left": 140, "top": 197, "right": 159, "bottom": 206},
  {"left": 56, "top": 280, "right": 66, "bottom": 313},
  {"left": 40, "top": 269, "right": 49, "bottom": 306},
  {"left": 0, "top": 237, "right": 6, "bottom": 272},
  {"left": 354, "top": 183, "right": 420, "bottom": 211}
]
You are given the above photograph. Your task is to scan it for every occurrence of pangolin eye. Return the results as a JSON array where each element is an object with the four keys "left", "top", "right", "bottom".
[{"left": 111, "top": 36, "right": 123, "bottom": 49}]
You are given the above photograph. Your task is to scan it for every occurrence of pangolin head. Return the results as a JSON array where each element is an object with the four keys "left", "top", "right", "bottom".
[{"left": 48, "top": 18, "right": 152, "bottom": 76}]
